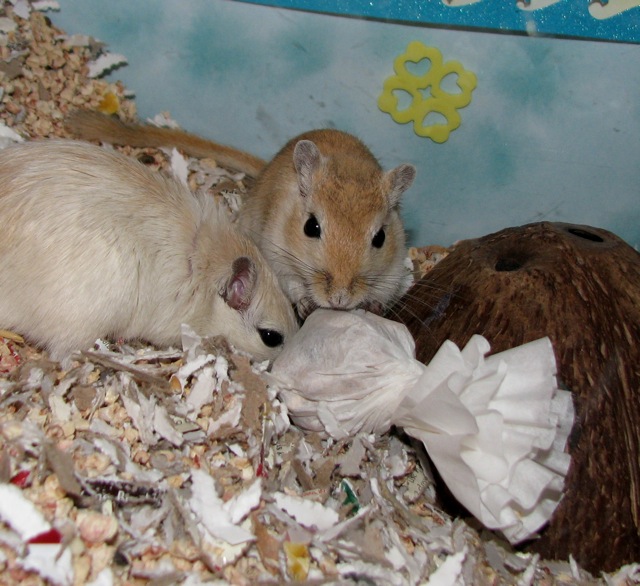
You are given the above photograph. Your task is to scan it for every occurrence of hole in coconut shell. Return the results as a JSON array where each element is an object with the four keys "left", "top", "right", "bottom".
[
  {"left": 566, "top": 227, "right": 604, "bottom": 243},
  {"left": 495, "top": 257, "right": 525, "bottom": 272}
]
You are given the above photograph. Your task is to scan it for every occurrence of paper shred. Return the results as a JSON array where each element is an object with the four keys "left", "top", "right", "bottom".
[
  {"left": 9, "top": 470, "right": 31, "bottom": 488},
  {"left": 20, "top": 543, "right": 74, "bottom": 586},
  {"left": 186, "top": 365, "right": 216, "bottom": 413},
  {"left": 84, "top": 477, "right": 163, "bottom": 507},
  {"left": 252, "top": 515, "right": 281, "bottom": 574},
  {"left": 176, "top": 353, "right": 215, "bottom": 388},
  {"left": 169, "top": 147, "right": 190, "bottom": 186},
  {"left": 188, "top": 469, "right": 256, "bottom": 546},
  {"left": 337, "top": 560, "right": 406, "bottom": 586},
  {"left": 87, "top": 52, "right": 128, "bottom": 78},
  {"left": 283, "top": 541, "right": 311, "bottom": 581},
  {"left": 273, "top": 492, "right": 339, "bottom": 532},
  {"left": 605, "top": 564, "right": 640, "bottom": 584},
  {"left": 153, "top": 405, "right": 184, "bottom": 447},
  {"left": 27, "top": 527, "right": 63, "bottom": 544},
  {"left": 225, "top": 478, "right": 262, "bottom": 524},
  {"left": 341, "top": 479, "right": 360, "bottom": 515},
  {"left": 44, "top": 443, "right": 85, "bottom": 498},
  {"left": 207, "top": 398, "right": 242, "bottom": 436},
  {"left": 318, "top": 504, "right": 370, "bottom": 545},
  {"left": 336, "top": 436, "right": 366, "bottom": 477},
  {"left": 0, "top": 123, "right": 24, "bottom": 149},
  {"left": 82, "top": 350, "right": 171, "bottom": 388},
  {"left": 49, "top": 393, "right": 72, "bottom": 422},
  {"left": 32, "top": 1, "right": 60, "bottom": 11},
  {"left": 147, "top": 112, "right": 181, "bottom": 129},
  {"left": 11, "top": 0, "right": 31, "bottom": 19},
  {"left": 86, "top": 567, "right": 115, "bottom": 586},
  {"left": 121, "top": 387, "right": 158, "bottom": 446},
  {"left": 0, "top": 483, "right": 52, "bottom": 541},
  {"left": 425, "top": 548, "right": 468, "bottom": 586}
]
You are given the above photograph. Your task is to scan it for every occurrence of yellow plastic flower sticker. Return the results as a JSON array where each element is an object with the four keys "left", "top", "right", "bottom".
[{"left": 378, "top": 41, "right": 477, "bottom": 143}]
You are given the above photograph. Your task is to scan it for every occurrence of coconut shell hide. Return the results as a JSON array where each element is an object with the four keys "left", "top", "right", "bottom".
[{"left": 390, "top": 221, "right": 640, "bottom": 574}]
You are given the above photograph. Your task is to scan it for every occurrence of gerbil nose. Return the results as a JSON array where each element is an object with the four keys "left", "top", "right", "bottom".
[
  {"left": 323, "top": 271, "right": 357, "bottom": 309},
  {"left": 327, "top": 289, "right": 352, "bottom": 309}
]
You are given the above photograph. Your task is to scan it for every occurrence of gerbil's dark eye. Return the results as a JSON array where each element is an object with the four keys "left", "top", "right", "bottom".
[
  {"left": 372, "top": 228, "right": 386, "bottom": 248},
  {"left": 303, "top": 214, "right": 322, "bottom": 239},
  {"left": 259, "top": 328, "right": 284, "bottom": 348}
]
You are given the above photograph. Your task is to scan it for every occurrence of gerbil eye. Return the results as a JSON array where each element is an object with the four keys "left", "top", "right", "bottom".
[
  {"left": 303, "top": 214, "right": 321, "bottom": 239},
  {"left": 259, "top": 328, "right": 284, "bottom": 348},
  {"left": 372, "top": 228, "right": 386, "bottom": 248}
]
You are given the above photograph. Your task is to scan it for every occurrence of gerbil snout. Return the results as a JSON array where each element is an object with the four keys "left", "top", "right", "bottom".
[
  {"left": 326, "top": 288, "right": 384, "bottom": 315},
  {"left": 304, "top": 271, "right": 369, "bottom": 315},
  {"left": 327, "top": 290, "right": 352, "bottom": 310},
  {"left": 322, "top": 271, "right": 356, "bottom": 310},
  {"left": 314, "top": 269, "right": 361, "bottom": 311},
  {"left": 297, "top": 277, "right": 385, "bottom": 320}
]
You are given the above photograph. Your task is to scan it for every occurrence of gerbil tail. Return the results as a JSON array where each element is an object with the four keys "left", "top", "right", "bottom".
[{"left": 64, "top": 110, "right": 266, "bottom": 179}]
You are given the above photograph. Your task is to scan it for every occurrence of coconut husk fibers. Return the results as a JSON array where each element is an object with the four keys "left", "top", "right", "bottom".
[{"left": 390, "top": 221, "right": 640, "bottom": 574}]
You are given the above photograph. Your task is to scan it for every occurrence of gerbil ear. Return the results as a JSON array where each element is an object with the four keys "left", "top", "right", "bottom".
[
  {"left": 293, "top": 140, "right": 322, "bottom": 198},
  {"left": 384, "top": 164, "right": 416, "bottom": 208},
  {"left": 222, "top": 257, "right": 256, "bottom": 312}
]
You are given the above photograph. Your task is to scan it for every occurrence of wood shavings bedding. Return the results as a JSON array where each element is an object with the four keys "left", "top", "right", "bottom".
[{"left": 0, "top": 2, "right": 638, "bottom": 584}]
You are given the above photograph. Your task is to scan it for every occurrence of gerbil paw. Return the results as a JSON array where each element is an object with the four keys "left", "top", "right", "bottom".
[
  {"left": 360, "top": 300, "right": 384, "bottom": 315},
  {"left": 296, "top": 298, "right": 318, "bottom": 322}
]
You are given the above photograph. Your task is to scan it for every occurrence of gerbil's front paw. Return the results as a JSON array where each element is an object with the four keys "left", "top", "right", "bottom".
[
  {"left": 361, "top": 300, "right": 384, "bottom": 315},
  {"left": 296, "top": 298, "right": 318, "bottom": 321}
]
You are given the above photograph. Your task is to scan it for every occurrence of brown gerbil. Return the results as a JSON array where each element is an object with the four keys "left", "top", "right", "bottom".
[{"left": 66, "top": 112, "right": 416, "bottom": 319}]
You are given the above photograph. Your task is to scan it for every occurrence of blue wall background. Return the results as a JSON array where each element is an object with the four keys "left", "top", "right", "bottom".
[{"left": 51, "top": 0, "right": 640, "bottom": 249}]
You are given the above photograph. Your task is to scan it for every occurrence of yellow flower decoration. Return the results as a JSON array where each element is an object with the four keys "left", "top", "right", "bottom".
[{"left": 378, "top": 41, "right": 477, "bottom": 143}]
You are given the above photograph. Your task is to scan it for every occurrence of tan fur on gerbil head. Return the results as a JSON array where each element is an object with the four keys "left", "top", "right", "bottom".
[{"left": 239, "top": 129, "right": 416, "bottom": 319}]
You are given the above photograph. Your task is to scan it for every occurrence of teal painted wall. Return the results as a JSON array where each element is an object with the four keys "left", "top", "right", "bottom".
[{"left": 51, "top": 0, "right": 640, "bottom": 249}]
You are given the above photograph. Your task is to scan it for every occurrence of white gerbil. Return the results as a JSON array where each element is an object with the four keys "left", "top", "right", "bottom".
[
  {"left": 0, "top": 139, "right": 298, "bottom": 361},
  {"left": 66, "top": 112, "right": 416, "bottom": 319}
]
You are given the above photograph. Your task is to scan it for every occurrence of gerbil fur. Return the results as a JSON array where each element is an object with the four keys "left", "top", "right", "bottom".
[
  {"left": 66, "top": 110, "right": 265, "bottom": 178},
  {"left": 0, "top": 139, "right": 298, "bottom": 361},
  {"left": 241, "top": 130, "right": 416, "bottom": 318},
  {"left": 65, "top": 112, "right": 416, "bottom": 318}
]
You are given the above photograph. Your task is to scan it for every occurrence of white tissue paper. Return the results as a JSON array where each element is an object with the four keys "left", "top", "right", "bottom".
[{"left": 270, "top": 309, "right": 574, "bottom": 545}]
